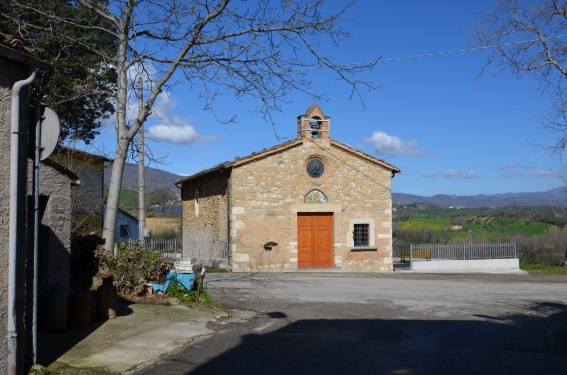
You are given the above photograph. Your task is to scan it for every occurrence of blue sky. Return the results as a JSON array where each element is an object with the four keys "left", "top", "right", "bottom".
[{"left": 86, "top": 0, "right": 563, "bottom": 197}]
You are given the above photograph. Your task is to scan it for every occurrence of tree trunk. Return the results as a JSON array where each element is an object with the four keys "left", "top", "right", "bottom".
[
  {"left": 102, "top": 137, "right": 130, "bottom": 253},
  {"left": 102, "top": 36, "right": 130, "bottom": 253}
]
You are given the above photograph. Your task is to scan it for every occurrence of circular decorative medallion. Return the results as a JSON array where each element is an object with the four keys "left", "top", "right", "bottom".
[{"left": 306, "top": 158, "right": 324, "bottom": 178}]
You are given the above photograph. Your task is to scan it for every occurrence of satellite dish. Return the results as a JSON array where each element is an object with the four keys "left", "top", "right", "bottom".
[{"left": 39, "top": 105, "right": 60, "bottom": 161}]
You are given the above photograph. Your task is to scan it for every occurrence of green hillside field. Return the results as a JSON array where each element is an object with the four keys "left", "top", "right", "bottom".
[{"left": 394, "top": 204, "right": 565, "bottom": 242}]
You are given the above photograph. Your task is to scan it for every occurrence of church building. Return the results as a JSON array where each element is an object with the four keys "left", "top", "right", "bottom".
[{"left": 177, "top": 104, "right": 400, "bottom": 271}]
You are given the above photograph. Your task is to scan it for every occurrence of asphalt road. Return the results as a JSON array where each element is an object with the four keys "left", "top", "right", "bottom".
[{"left": 136, "top": 272, "right": 567, "bottom": 375}]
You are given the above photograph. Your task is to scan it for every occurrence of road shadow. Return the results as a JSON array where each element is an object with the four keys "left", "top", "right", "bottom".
[
  {"left": 142, "top": 301, "right": 567, "bottom": 375},
  {"left": 36, "top": 300, "right": 133, "bottom": 367}
]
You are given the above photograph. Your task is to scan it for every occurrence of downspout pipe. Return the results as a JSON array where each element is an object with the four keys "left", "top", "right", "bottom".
[
  {"left": 32, "top": 104, "right": 41, "bottom": 366},
  {"left": 8, "top": 69, "right": 36, "bottom": 375}
]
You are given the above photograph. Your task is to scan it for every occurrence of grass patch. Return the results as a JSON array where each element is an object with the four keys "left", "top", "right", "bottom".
[
  {"left": 167, "top": 277, "right": 220, "bottom": 308},
  {"left": 146, "top": 216, "right": 180, "bottom": 230},
  {"left": 502, "top": 222, "right": 555, "bottom": 236},
  {"left": 520, "top": 264, "right": 567, "bottom": 275},
  {"left": 44, "top": 363, "right": 119, "bottom": 375},
  {"left": 199, "top": 266, "right": 229, "bottom": 273},
  {"left": 118, "top": 189, "right": 148, "bottom": 214},
  {"left": 398, "top": 218, "right": 452, "bottom": 231}
]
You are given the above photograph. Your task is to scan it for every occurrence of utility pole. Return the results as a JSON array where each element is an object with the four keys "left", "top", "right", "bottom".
[{"left": 137, "top": 76, "right": 146, "bottom": 242}]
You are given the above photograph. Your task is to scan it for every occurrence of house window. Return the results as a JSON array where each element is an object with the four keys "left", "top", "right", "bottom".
[
  {"left": 349, "top": 218, "right": 376, "bottom": 250},
  {"left": 120, "top": 224, "right": 130, "bottom": 238},
  {"left": 353, "top": 224, "right": 369, "bottom": 247}
]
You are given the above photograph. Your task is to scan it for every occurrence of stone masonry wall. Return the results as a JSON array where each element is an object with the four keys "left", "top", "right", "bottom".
[
  {"left": 181, "top": 170, "right": 229, "bottom": 242},
  {"left": 36, "top": 164, "right": 73, "bottom": 293},
  {"left": 229, "top": 140, "right": 393, "bottom": 271}
]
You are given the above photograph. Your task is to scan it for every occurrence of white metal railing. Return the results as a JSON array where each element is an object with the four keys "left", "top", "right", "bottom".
[
  {"left": 183, "top": 239, "right": 229, "bottom": 259},
  {"left": 128, "top": 238, "right": 183, "bottom": 257},
  {"left": 393, "top": 242, "right": 517, "bottom": 261},
  {"left": 129, "top": 238, "right": 229, "bottom": 259}
]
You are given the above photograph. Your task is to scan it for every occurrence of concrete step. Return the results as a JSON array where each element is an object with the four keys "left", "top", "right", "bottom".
[{"left": 174, "top": 258, "right": 194, "bottom": 272}]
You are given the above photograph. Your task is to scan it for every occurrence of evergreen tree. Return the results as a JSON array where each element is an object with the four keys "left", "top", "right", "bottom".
[{"left": 1, "top": 0, "right": 117, "bottom": 143}]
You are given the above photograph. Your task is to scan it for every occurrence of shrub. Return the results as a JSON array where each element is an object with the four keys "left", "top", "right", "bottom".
[
  {"left": 513, "top": 228, "right": 567, "bottom": 266},
  {"left": 95, "top": 242, "right": 174, "bottom": 296},
  {"left": 152, "top": 227, "right": 179, "bottom": 240}
]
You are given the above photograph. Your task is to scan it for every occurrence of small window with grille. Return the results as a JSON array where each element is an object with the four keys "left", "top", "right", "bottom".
[{"left": 353, "top": 223, "right": 369, "bottom": 247}]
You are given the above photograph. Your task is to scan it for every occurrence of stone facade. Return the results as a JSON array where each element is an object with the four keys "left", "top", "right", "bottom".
[
  {"left": 181, "top": 170, "right": 230, "bottom": 242},
  {"left": 179, "top": 105, "right": 400, "bottom": 272},
  {"left": 51, "top": 146, "right": 110, "bottom": 233}
]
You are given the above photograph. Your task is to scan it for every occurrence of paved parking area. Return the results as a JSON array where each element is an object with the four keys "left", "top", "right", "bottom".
[{"left": 137, "top": 272, "right": 567, "bottom": 375}]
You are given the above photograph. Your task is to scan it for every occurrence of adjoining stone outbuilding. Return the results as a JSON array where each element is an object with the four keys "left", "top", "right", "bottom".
[
  {"left": 35, "top": 159, "right": 79, "bottom": 295},
  {"left": 177, "top": 104, "right": 400, "bottom": 272},
  {"left": 50, "top": 146, "right": 111, "bottom": 234}
]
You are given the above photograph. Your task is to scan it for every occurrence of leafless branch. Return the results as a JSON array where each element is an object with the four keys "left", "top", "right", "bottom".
[{"left": 474, "top": 0, "right": 567, "bottom": 159}]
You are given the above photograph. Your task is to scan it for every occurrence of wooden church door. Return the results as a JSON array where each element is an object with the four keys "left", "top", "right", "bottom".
[{"left": 297, "top": 213, "right": 333, "bottom": 269}]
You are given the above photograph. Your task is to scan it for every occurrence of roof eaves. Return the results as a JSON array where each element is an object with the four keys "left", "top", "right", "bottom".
[
  {"left": 175, "top": 162, "right": 232, "bottom": 184},
  {"left": 117, "top": 207, "right": 139, "bottom": 222},
  {"left": 0, "top": 44, "right": 50, "bottom": 70},
  {"left": 42, "top": 158, "right": 80, "bottom": 180},
  {"left": 176, "top": 139, "right": 303, "bottom": 185},
  {"left": 54, "top": 145, "right": 112, "bottom": 163},
  {"left": 230, "top": 139, "right": 303, "bottom": 168}
]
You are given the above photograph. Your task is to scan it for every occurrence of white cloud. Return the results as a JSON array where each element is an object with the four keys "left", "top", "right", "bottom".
[
  {"left": 443, "top": 169, "right": 478, "bottom": 179},
  {"left": 421, "top": 170, "right": 438, "bottom": 177},
  {"left": 525, "top": 169, "right": 558, "bottom": 178},
  {"left": 128, "top": 61, "right": 158, "bottom": 90},
  {"left": 146, "top": 94, "right": 215, "bottom": 145},
  {"left": 498, "top": 163, "right": 558, "bottom": 178},
  {"left": 420, "top": 169, "right": 478, "bottom": 179},
  {"left": 363, "top": 131, "right": 424, "bottom": 157},
  {"left": 147, "top": 124, "right": 205, "bottom": 144},
  {"left": 500, "top": 170, "right": 519, "bottom": 178},
  {"left": 497, "top": 163, "right": 534, "bottom": 170}
]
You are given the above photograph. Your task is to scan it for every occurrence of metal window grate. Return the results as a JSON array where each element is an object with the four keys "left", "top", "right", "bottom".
[
  {"left": 353, "top": 223, "right": 369, "bottom": 247},
  {"left": 119, "top": 224, "right": 130, "bottom": 238}
]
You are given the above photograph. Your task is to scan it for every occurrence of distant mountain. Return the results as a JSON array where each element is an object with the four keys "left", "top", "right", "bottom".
[
  {"left": 108, "top": 164, "right": 567, "bottom": 207},
  {"left": 104, "top": 163, "right": 184, "bottom": 193},
  {"left": 393, "top": 188, "right": 567, "bottom": 208}
]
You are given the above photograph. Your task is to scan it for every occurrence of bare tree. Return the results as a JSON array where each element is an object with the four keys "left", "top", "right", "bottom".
[
  {"left": 474, "top": 0, "right": 567, "bottom": 264},
  {"left": 150, "top": 187, "right": 177, "bottom": 216},
  {"left": 475, "top": 1, "right": 567, "bottom": 151},
  {"left": 9, "top": 0, "right": 376, "bottom": 252}
]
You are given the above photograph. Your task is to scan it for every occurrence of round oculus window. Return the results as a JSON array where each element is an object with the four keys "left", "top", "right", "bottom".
[{"left": 306, "top": 159, "right": 325, "bottom": 178}]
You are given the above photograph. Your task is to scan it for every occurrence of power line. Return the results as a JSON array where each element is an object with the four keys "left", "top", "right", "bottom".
[{"left": 336, "top": 34, "right": 567, "bottom": 68}]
